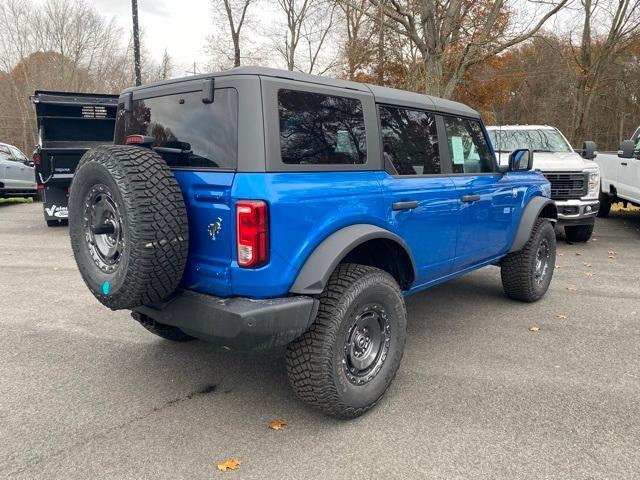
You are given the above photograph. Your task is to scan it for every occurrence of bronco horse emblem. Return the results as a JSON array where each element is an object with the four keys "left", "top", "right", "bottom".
[{"left": 208, "top": 217, "right": 223, "bottom": 241}]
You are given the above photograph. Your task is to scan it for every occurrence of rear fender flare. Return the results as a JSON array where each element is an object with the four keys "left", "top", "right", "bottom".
[
  {"left": 289, "top": 224, "right": 416, "bottom": 295},
  {"left": 509, "top": 196, "right": 557, "bottom": 253}
]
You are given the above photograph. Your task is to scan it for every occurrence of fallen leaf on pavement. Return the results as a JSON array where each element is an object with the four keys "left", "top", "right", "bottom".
[
  {"left": 557, "top": 253, "right": 564, "bottom": 256},
  {"left": 556, "top": 314, "right": 567, "bottom": 320},
  {"left": 575, "top": 252, "right": 583, "bottom": 256},
  {"left": 217, "top": 459, "right": 240, "bottom": 472},
  {"left": 608, "top": 250, "right": 617, "bottom": 255},
  {"left": 608, "top": 255, "right": 616, "bottom": 259},
  {"left": 268, "top": 419, "right": 287, "bottom": 430},
  {"left": 584, "top": 272, "right": 593, "bottom": 277},
  {"left": 583, "top": 263, "right": 592, "bottom": 267},
  {"left": 567, "top": 286, "right": 578, "bottom": 292},
  {"left": 53, "top": 267, "right": 59, "bottom": 271},
  {"left": 529, "top": 325, "right": 540, "bottom": 332}
]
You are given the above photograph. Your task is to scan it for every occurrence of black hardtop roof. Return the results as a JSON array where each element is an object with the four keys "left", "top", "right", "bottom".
[
  {"left": 32, "top": 90, "right": 119, "bottom": 107},
  {"left": 120, "top": 66, "right": 479, "bottom": 119}
]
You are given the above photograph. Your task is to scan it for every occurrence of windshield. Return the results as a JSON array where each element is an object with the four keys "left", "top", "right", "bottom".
[{"left": 488, "top": 129, "right": 572, "bottom": 153}]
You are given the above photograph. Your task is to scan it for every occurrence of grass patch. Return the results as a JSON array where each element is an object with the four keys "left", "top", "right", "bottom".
[{"left": 0, "top": 197, "right": 34, "bottom": 205}]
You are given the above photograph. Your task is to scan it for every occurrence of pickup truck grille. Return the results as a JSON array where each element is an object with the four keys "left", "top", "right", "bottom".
[{"left": 542, "top": 172, "right": 588, "bottom": 200}]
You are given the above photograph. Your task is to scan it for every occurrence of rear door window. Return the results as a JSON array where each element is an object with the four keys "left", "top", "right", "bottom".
[
  {"left": 443, "top": 116, "right": 495, "bottom": 174},
  {"left": 117, "top": 88, "right": 238, "bottom": 169},
  {"left": 379, "top": 105, "right": 440, "bottom": 175},
  {"left": 278, "top": 89, "right": 366, "bottom": 165}
]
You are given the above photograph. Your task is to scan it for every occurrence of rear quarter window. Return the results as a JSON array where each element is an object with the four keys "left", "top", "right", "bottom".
[
  {"left": 278, "top": 89, "right": 366, "bottom": 165},
  {"left": 115, "top": 88, "right": 238, "bottom": 170}
]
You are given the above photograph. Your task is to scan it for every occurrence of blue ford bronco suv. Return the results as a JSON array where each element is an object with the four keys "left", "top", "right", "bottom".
[{"left": 68, "top": 67, "right": 557, "bottom": 418}]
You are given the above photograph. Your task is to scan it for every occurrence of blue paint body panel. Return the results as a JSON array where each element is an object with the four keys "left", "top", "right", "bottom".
[{"left": 174, "top": 168, "right": 550, "bottom": 300}]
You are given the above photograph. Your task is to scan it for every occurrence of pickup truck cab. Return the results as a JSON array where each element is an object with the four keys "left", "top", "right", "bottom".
[
  {"left": 595, "top": 126, "right": 640, "bottom": 216},
  {"left": 0, "top": 142, "right": 37, "bottom": 199},
  {"left": 68, "top": 67, "right": 558, "bottom": 418},
  {"left": 487, "top": 125, "right": 600, "bottom": 242}
]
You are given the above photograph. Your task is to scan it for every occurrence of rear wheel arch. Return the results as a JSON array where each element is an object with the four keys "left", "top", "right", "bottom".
[{"left": 289, "top": 224, "right": 416, "bottom": 295}]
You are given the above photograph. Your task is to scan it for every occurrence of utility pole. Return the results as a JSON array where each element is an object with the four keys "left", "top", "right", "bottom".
[
  {"left": 132, "top": 0, "right": 142, "bottom": 86},
  {"left": 377, "top": 0, "right": 384, "bottom": 85}
]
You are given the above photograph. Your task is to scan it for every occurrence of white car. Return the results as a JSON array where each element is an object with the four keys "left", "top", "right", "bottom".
[
  {"left": 487, "top": 125, "right": 600, "bottom": 242},
  {"left": 595, "top": 126, "right": 640, "bottom": 217},
  {"left": 0, "top": 142, "right": 38, "bottom": 199}
]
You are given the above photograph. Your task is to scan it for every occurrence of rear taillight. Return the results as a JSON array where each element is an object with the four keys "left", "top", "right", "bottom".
[
  {"left": 236, "top": 200, "right": 269, "bottom": 268},
  {"left": 33, "top": 152, "right": 41, "bottom": 166}
]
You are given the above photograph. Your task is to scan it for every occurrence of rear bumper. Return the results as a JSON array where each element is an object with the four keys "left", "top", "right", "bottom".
[
  {"left": 555, "top": 199, "right": 599, "bottom": 225},
  {"left": 132, "top": 289, "right": 318, "bottom": 350}
]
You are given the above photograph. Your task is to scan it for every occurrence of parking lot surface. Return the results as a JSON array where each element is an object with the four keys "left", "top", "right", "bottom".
[{"left": 1, "top": 202, "right": 639, "bottom": 479}]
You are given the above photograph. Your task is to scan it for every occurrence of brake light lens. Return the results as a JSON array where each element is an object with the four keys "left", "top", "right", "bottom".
[
  {"left": 33, "top": 152, "right": 41, "bottom": 166},
  {"left": 125, "top": 135, "right": 145, "bottom": 144},
  {"left": 236, "top": 200, "right": 269, "bottom": 268}
]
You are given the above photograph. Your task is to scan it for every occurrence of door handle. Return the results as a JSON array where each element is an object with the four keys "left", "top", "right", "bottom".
[
  {"left": 621, "top": 162, "right": 628, "bottom": 166},
  {"left": 392, "top": 200, "right": 419, "bottom": 211},
  {"left": 462, "top": 194, "right": 481, "bottom": 203}
]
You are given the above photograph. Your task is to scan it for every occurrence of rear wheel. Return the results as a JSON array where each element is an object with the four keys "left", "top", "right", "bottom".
[
  {"left": 501, "top": 218, "right": 556, "bottom": 302},
  {"left": 286, "top": 264, "right": 407, "bottom": 419},
  {"left": 564, "top": 224, "right": 594, "bottom": 243}
]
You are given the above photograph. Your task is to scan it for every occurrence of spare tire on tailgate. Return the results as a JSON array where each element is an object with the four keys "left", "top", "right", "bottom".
[{"left": 69, "top": 145, "right": 188, "bottom": 310}]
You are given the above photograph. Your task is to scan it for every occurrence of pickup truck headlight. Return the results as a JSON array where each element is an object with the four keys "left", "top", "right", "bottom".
[{"left": 583, "top": 167, "right": 600, "bottom": 200}]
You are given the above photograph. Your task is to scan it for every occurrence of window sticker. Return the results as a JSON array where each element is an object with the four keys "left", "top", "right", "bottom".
[
  {"left": 451, "top": 136, "right": 465, "bottom": 165},
  {"left": 335, "top": 130, "right": 353, "bottom": 154},
  {"left": 468, "top": 143, "right": 480, "bottom": 161}
]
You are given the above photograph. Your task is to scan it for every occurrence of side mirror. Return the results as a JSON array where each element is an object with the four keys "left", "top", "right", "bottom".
[
  {"left": 618, "top": 140, "right": 635, "bottom": 159},
  {"left": 27, "top": 161, "right": 35, "bottom": 167},
  {"left": 508, "top": 149, "right": 533, "bottom": 172},
  {"left": 582, "top": 140, "right": 597, "bottom": 160}
]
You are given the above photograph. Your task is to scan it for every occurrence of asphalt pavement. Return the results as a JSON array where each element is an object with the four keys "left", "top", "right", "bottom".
[{"left": 1, "top": 201, "right": 638, "bottom": 479}]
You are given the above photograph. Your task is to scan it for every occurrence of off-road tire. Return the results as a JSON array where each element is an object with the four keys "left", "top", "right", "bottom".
[
  {"left": 69, "top": 145, "right": 188, "bottom": 310},
  {"left": 564, "top": 224, "right": 594, "bottom": 243},
  {"left": 286, "top": 264, "right": 407, "bottom": 419},
  {"left": 501, "top": 218, "right": 556, "bottom": 302},
  {"left": 132, "top": 312, "right": 195, "bottom": 342},
  {"left": 597, "top": 190, "right": 611, "bottom": 218}
]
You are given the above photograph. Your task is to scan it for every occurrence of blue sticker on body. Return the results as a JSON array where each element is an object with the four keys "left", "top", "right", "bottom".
[{"left": 102, "top": 281, "right": 110, "bottom": 295}]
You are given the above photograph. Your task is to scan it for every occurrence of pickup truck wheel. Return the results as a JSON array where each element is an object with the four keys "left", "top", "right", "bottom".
[
  {"left": 286, "top": 264, "right": 407, "bottom": 419},
  {"left": 501, "top": 218, "right": 556, "bottom": 302},
  {"left": 69, "top": 145, "right": 188, "bottom": 310},
  {"left": 597, "top": 191, "right": 611, "bottom": 218},
  {"left": 564, "top": 224, "right": 594, "bottom": 243},
  {"left": 131, "top": 312, "right": 195, "bottom": 342}
]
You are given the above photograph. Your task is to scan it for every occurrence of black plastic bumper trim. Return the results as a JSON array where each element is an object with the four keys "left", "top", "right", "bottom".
[{"left": 133, "top": 289, "right": 318, "bottom": 350}]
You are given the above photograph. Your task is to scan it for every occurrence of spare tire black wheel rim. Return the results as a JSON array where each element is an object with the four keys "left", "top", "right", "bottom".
[
  {"left": 534, "top": 237, "right": 550, "bottom": 287},
  {"left": 84, "top": 184, "right": 124, "bottom": 273},
  {"left": 343, "top": 303, "right": 391, "bottom": 385}
]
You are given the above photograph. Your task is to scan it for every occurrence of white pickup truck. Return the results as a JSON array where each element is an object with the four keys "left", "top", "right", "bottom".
[
  {"left": 595, "top": 126, "right": 640, "bottom": 217},
  {"left": 487, "top": 125, "right": 600, "bottom": 242}
]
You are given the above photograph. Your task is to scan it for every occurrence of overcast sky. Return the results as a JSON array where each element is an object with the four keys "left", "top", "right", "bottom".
[{"left": 90, "top": 0, "right": 216, "bottom": 74}]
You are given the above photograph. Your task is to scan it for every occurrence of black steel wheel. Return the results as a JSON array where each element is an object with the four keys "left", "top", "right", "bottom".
[
  {"left": 69, "top": 145, "right": 188, "bottom": 310},
  {"left": 287, "top": 263, "right": 407, "bottom": 419},
  {"left": 501, "top": 218, "right": 556, "bottom": 302}
]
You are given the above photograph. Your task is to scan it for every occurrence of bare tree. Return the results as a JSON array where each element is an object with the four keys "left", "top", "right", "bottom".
[
  {"left": 570, "top": 0, "right": 640, "bottom": 143},
  {"left": 211, "top": 0, "right": 253, "bottom": 67},
  {"left": 272, "top": 0, "right": 339, "bottom": 73},
  {"left": 337, "top": 0, "right": 376, "bottom": 80},
  {"left": 357, "top": 0, "right": 569, "bottom": 98}
]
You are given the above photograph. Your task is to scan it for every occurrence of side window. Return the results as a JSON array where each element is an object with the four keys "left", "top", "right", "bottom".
[
  {"left": 117, "top": 88, "right": 238, "bottom": 170},
  {"left": 278, "top": 89, "right": 366, "bottom": 165},
  {"left": 0, "top": 146, "right": 12, "bottom": 161},
  {"left": 379, "top": 105, "right": 440, "bottom": 175},
  {"left": 9, "top": 146, "right": 28, "bottom": 163},
  {"left": 443, "top": 116, "right": 495, "bottom": 174}
]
